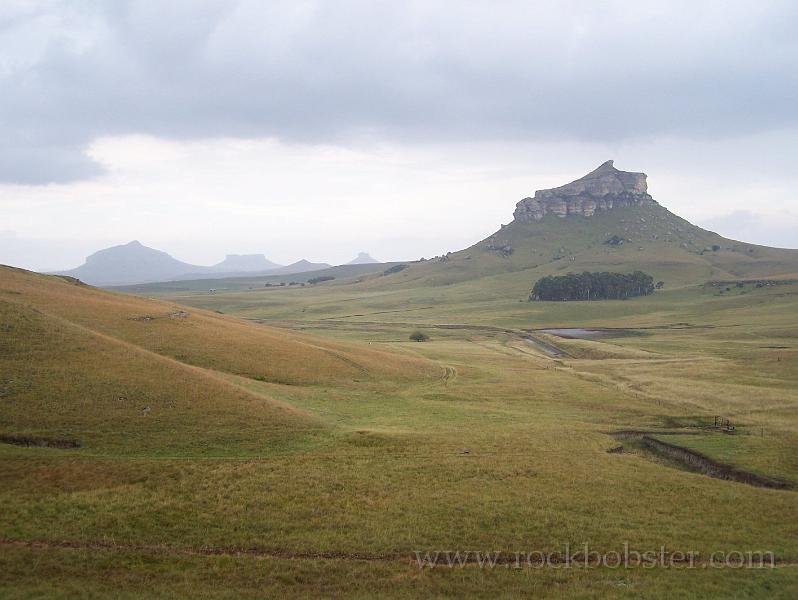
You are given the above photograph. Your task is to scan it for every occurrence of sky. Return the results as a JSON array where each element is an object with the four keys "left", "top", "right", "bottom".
[{"left": 1, "top": 0, "right": 797, "bottom": 271}]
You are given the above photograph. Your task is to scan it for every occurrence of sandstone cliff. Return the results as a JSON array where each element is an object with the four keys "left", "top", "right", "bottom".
[{"left": 513, "top": 160, "right": 656, "bottom": 222}]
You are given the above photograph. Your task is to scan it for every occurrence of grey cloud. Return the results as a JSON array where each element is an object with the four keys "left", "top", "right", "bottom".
[
  {"left": 700, "top": 210, "right": 798, "bottom": 250},
  {"left": 0, "top": 142, "right": 105, "bottom": 184},
  {"left": 1, "top": 0, "right": 798, "bottom": 184}
]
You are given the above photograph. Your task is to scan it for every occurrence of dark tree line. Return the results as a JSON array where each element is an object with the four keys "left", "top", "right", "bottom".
[
  {"left": 530, "top": 271, "right": 656, "bottom": 301},
  {"left": 308, "top": 275, "right": 335, "bottom": 285}
]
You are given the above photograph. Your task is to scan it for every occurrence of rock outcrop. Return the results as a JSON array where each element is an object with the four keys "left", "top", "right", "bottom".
[{"left": 513, "top": 160, "right": 656, "bottom": 222}]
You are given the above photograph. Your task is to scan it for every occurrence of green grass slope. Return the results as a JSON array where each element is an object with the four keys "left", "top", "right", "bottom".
[
  {"left": 4, "top": 202, "right": 798, "bottom": 596},
  {"left": 1, "top": 266, "right": 432, "bottom": 386},
  {"left": 114, "top": 261, "right": 400, "bottom": 295},
  {"left": 0, "top": 266, "right": 435, "bottom": 455},
  {"left": 0, "top": 298, "right": 317, "bottom": 455}
]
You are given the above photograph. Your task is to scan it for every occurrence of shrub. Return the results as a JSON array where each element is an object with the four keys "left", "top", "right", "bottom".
[
  {"left": 604, "top": 235, "right": 626, "bottom": 246},
  {"left": 409, "top": 331, "right": 429, "bottom": 342},
  {"left": 383, "top": 264, "right": 408, "bottom": 275}
]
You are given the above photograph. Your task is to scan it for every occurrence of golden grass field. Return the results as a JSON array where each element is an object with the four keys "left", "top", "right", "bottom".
[{"left": 2, "top": 260, "right": 798, "bottom": 598}]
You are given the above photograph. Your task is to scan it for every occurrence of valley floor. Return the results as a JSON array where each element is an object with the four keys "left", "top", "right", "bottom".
[{"left": 2, "top": 270, "right": 798, "bottom": 598}]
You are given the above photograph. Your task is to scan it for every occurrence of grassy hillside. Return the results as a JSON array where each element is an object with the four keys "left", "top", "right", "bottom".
[
  {"left": 0, "top": 298, "right": 317, "bottom": 456},
  {"left": 1, "top": 266, "right": 431, "bottom": 386},
  {"left": 3, "top": 256, "right": 798, "bottom": 597},
  {"left": 363, "top": 202, "right": 798, "bottom": 290},
  {"left": 0, "top": 266, "right": 434, "bottom": 456},
  {"left": 114, "top": 261, "right": 398, "bottom": 294}
]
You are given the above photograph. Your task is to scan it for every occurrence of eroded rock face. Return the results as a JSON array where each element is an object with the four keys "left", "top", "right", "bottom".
[{"left": 513, "top": 160, "right": 656, "bottom": 222}]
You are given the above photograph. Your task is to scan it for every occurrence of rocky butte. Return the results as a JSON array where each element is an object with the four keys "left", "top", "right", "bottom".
[{"left": 513, "top": 160, "right": 656, "bottom": 222}]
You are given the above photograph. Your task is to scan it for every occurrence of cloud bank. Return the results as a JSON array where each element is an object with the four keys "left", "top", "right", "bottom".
[{"left": 2, "top": 0, "right": 797, "bottom": 184}]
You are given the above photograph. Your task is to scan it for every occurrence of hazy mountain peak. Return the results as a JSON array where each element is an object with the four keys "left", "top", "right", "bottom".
[
  {"left": 211, "top": 254, "right": 280, "bottom": 272},
  {"left": 347, "top": 252, "right": 379, "bottom": 264},
  {"left": 85, "top": 240, "right": 168, "bottom": 263},
  {"left": 61, "top": 241, "right": 199, "bottom": 285}
]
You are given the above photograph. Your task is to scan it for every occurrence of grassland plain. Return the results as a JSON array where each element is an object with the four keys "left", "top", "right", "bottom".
[{"left": 2, "top": 261, "right": 798, "bottom": 598}]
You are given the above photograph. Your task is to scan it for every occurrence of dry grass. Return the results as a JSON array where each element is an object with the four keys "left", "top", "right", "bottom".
[
  {"left": 0, "top": 266, "right": 434, "bottom": 386},
  {"left": 2, "top": 264, "right": 798, "bottom": 597}
]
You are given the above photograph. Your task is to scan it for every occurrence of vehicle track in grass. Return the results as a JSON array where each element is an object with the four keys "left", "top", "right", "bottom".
[
  {"left": 270, "top": 318, "right": 571, "bottom": 357},
  {"left": 442, "top": 365, "right": 457, "bottom": 386},
  {"left": 1, "top": 538, "right": 794, "bottom": 568}
]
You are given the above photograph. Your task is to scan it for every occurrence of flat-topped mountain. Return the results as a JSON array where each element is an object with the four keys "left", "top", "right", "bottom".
[
  {"left": 266, "top": 259, "right": 332, "bottom": 275},
  {"left": 514, "top": 160, "right": 655, "bottom": 222},
  {"left": 210, "top": 254, "right": 281, "bottom": 272}
]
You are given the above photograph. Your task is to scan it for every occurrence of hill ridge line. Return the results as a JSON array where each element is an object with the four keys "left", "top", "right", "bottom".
[{"left": 2, "top": 294, "right": 318, "bottom": 421}]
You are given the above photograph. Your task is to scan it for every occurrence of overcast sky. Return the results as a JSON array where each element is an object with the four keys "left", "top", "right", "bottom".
[{"left": 1, "top": 0, "right": 797, "bottom": 270}]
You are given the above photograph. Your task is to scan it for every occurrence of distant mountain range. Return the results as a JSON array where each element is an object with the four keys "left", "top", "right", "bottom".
[{"left": 53, "top": 241, "right": 331, "bottom": 286}]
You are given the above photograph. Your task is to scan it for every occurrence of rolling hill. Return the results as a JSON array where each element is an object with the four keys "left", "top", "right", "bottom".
[
  {"left": 0, "top": 265, "right": 433, "bottom": 454},
  {"left": 114, "top": 261, "right": 401, "bottom": 294}
]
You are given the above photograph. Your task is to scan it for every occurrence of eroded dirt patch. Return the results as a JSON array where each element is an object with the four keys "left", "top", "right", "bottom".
[{"left": 610, "top": 431, "right": 792, "bottom": 490}]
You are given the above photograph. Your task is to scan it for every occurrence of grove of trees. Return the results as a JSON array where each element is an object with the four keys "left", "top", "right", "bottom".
[
  {"left": 530, "top": 271, "right": 656, "bottom": 301},
  {"left": 308, "top": 275, "right": 335, "bottom": 285}
]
